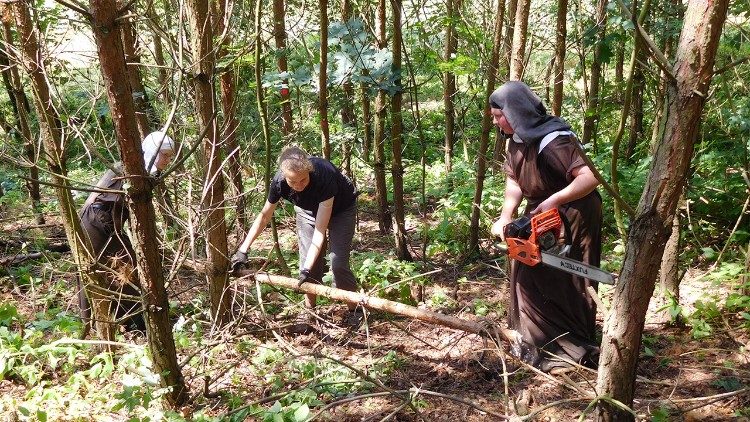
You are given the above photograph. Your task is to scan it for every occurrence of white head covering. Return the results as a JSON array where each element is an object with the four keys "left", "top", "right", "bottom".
[{"left": 142, "top": 131, "right": 175, "bottom": 174}]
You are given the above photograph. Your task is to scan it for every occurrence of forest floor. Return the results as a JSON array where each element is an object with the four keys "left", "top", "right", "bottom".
[{"left": 1, "top": 197, "right": 749, "bottom": 421}]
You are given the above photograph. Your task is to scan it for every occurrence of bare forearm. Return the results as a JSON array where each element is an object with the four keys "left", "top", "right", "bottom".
[
  {"left": 302, "top": 229, "right": 326, "bottom": 270},
  {"left": 550, "top": 171, "right": 599, "bottom": 205},
  {"left": 239, "top": 203, "right": 275, "bottom": 252},
  {"left": 501, "top": 178, "right": 523, "bottom": 219},
  {"left": 302, "top": 199, "right": 333, "bottom": 270}
]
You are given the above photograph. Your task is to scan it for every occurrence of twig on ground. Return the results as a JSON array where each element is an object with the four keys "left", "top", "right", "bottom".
[
  {"left": 520, "top": 397, "right": 592, "bottom": 421},
  {"left": 309, "top": 388, "right": 509, "bottom": 420},
  {"left": 640, "top": 387, "right": 750, "bottom": 405},
  {"left": 387, "top": 319, "right": 455, "bottom": 350},
  {"left": 50, "top": 338, "right": 140, "bottom": 349},
  {"left": 677, "top": 388, "right": 750, "bottom": 413}
]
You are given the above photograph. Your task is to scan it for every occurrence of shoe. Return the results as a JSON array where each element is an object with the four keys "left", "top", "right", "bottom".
[
  {"left": 538, "top": 358, "right": 576, "bottom": 374},
  {"left": 509, "top": 334, "right": 540, "bottom": 366}
]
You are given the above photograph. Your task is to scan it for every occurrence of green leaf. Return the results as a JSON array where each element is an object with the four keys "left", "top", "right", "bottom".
[
  {"left": 651, "top": 406, "right": 670, "bottom": 422},
  {"left": 269, "top": 401, "right": 282, "bottom": 413},
  {"left": 701, "top": 247, "right": 717, "bottom": 261},
  {"left": 294, "top": 404, "right": 310, "bottom": 421},
  {"left": 0, "top": 303, "right": 19, "bottom": 326}
]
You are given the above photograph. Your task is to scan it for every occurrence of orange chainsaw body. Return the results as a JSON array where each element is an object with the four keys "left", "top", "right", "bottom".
[{"left": 505, "top": 208, "right": 562, "bottom": 266}]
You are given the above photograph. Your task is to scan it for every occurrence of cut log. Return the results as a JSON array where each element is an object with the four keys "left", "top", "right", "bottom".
[{"left": 233, "top": 269, "right": 520, "bottom": 346}]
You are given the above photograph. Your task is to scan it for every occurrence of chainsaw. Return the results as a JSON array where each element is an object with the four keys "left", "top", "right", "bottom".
[{"left": 495, "top": 208, "right": 616, "bottom": 285}]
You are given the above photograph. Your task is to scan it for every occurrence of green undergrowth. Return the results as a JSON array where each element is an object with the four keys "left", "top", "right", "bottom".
[{"left": 0, "top": 291, "right": 404, "bottom": 421}]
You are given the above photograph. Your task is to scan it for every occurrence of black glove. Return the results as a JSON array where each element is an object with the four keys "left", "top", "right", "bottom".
[
  {"left": 297, "top": 269, "right": 310, "bottom": 287},
  {"left": 230, "top": 250, "right": 248, "bottom": 272}
]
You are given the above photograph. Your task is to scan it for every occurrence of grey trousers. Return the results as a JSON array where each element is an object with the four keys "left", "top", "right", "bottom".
[{"left": 295, "top": 202, "right": 357, "bottom": 292}]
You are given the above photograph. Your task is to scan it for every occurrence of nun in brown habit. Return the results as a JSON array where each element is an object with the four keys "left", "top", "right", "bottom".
[
  {"left": 489, "top": 81, "right": 602, "bottom": 373},
  {"left": 78, "top": 131, "right": 175, "bottom": 332}
]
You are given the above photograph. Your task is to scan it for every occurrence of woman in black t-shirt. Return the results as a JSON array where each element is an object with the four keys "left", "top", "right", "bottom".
[{"left": 232, "top": 146, "right": 358, "bottom": 320}]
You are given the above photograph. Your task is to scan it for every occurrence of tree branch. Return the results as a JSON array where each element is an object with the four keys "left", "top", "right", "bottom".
[
  {"left": 615, "top": 0, "right": 676, "bottom": 82},
  {"left": 713, "top": 55, "right": 750, "bottom": 76},
  {"left": 572, "top": 141, "right": 636, "bottom": 218},
  {"left": 54, "top": 0, "right": 91, "bottom": 19},
  {"left": 16, "top": 174, "right": 125, "bottom": 195}
]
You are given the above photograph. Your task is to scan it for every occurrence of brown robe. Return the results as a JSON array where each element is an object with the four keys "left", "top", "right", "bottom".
[
  {"left": 504, "top": 135, "right": 601, "bottom": 368},
  {"left": 78, "top": 163, "right": 143, "bottom": 329}
]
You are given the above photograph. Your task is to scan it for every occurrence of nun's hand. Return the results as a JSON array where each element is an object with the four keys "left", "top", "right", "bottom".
[
  {"left": 530, "top": 196, "right": 560, "bottom": 215},
  {"left": 491, "top": 217, "right": 510, "bottom": 241}
]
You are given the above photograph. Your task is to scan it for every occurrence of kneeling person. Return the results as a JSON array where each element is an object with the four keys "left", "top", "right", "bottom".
[{"left": 78, "top": 131, "right": 176, "bottom": 332}]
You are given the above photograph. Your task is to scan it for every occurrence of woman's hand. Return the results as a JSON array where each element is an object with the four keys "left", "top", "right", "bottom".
[
  {"left": 493, "top": 177, "right": 524, "bottom": 241},
  {"left": 530, "top": 195, "right": 560, "bottom": 215}
]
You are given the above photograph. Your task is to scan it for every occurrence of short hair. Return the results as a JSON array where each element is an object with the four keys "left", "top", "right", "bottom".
[
  {"left": 142, "top": 131, "right": 175, "bottom": 174},
  {"left": 278, "top": 145, "right": 314, "bottom": 174}
]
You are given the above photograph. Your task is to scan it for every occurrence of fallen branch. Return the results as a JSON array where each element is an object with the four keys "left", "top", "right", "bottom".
[
  {"left": 0, "top": 252, "right": 43, "bottom": 266},
  {"left": 232, "top": 269, "right": 520, "bottom": 346}
]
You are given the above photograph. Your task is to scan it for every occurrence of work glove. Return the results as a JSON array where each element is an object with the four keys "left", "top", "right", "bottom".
[
  {"left": 297, "top": 269, "right": 311, "bottom": 287},
  {"left": 230, "top": 250, "right": 248, "bottom": 272}
]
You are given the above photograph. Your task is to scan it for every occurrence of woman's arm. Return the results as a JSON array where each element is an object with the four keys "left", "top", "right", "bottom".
[
  {"left": 301, "top": 197, "right": 334, "bottom": 271},
  {"left": 530, "top": 165, "right": 599, "bottom": 214},
  {"left": 491, "top": 176, "right": 524, "bottom": 240},
  {"left": 237, "top": 200, "right": 278, "bottom": 253}
]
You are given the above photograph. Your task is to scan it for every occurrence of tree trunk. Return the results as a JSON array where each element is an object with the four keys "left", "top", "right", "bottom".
[
  {"left": 360, "top": 4, "right": 374, "bottom": 163},
  {"left": 657, "top": 194, "right": 684, "bottom": 325},
  {"left": 216, "top": 0, "right": 247, "bottom": 233},
  {"left": 340, "top": 0, "right": 356, "bottom": 176},
  {"left": 273, "top": 0, "right": 294, "bottom": 137},
  {"left": 551, "top": 0, "right": 567, "bottom": 116},
  {"left": 502, "top": 0, "right": 516, "bottom": 79},
  {"left": 186, "top": 0, "right": 231, "bottom": 326},
  {"left": 390, "top": 0, "right": 410, "bottom": 261},
  {"left": 360, "top": 81, "right": 373, "bottom": 163},
  {"left": 373, "top": 0, "right": 391, "bottom": 234},
  {"left": 742, "top": 241, "right": 750, "bottom": 296},
  {"left": 147, "top": 4, "right": 170, "bottom": 103},
  {"left": 581, "top": 0, "right": 607, "bottom": 146},
  {"left": 443, "top": 0, "right": 458, "bottom": 173},
  {"left": 468, "top": 0, "right": 504, "bottom": 252},
  {"left": 649, "top": 0, "right": 682, "bottom": 149},
  {"left": 595, "top": 0, "right": 729, "bottom": 419},
  {"left": 89, "top": 0, "right": 188, "bottom": 405},
  {"left": 509, "top": 0, "right": 530, "bottom": 80},
  {"left": 0, "top": 12, "right": 43, "bottom": 224},
  {"left": 610, "top": 0, "right": 652, "bottom": 243},
  {"left": 13, "top": 1, "right": 115, "bottom": 343},
  {"left": 120, "top": 15, "right": 154, "bottom": 139},
  {"left": 319, "top": 0, "right": 330, "bottom": 159},
  {"left": 255, "top": 0, "right": 289, "bottom": 275},
  {"left": 614, "top": 37, "right": 625, "bottom": 103},
  {"left": 491, "top": 131, "right": 506, "bottom": 173},
  {"left": 625, "top": 43, "right": 647, "bottom": 161}
]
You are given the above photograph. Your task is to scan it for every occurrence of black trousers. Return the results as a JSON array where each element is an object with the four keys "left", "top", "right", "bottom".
[{"left": 78, "top": 205, "right": 144, "bottom": 331}]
